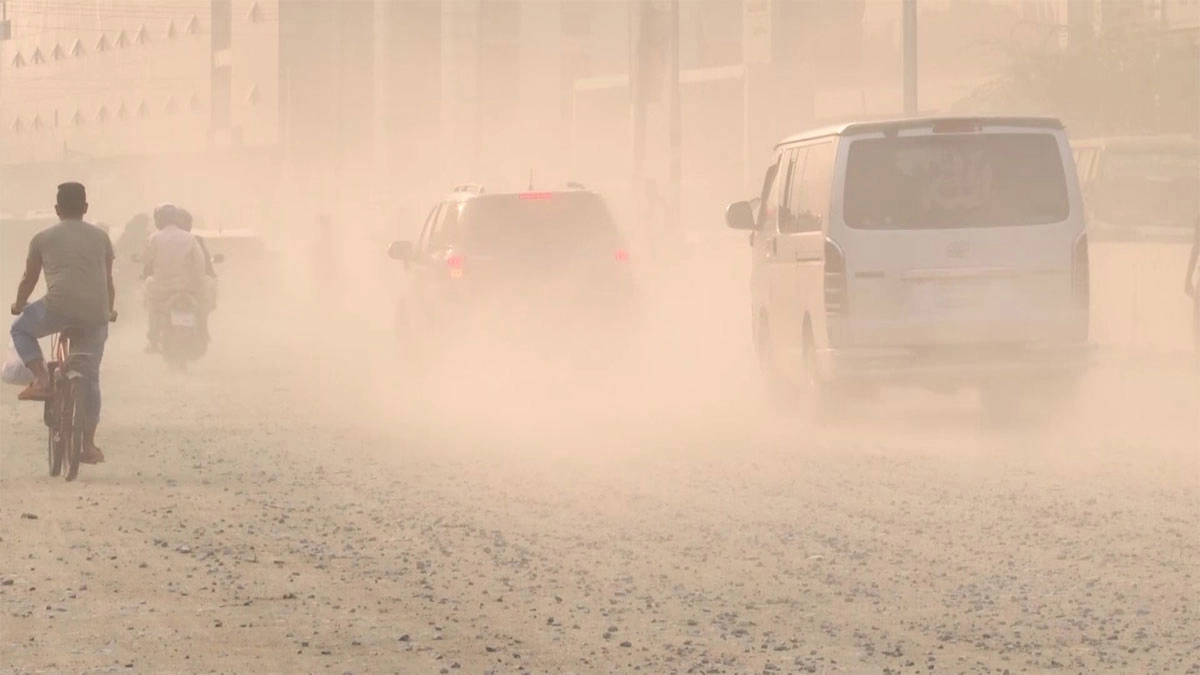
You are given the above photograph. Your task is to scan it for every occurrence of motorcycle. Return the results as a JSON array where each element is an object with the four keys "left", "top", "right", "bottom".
[
  {"left": 159, "top": 291, "right": 207, "bottom": 371},
  {"left": 134, "top": 251, "right": 223, "bottom": 371}
]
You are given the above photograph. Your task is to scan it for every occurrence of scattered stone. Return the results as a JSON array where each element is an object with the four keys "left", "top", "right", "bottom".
[{"left": 20, "top": 513, "right": 38, "bottom": 520}]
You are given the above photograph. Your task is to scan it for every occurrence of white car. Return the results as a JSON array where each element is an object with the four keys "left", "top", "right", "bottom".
[{"left": 726, "top": 116, "right": 1091, "bottom": 420}]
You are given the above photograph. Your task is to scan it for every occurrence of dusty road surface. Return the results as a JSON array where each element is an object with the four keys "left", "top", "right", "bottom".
[{"left": 2, "top": 293, "right": 1198, "bottom": 675}]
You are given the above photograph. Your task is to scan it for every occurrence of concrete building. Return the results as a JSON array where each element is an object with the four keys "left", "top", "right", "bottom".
[{"left": 2, "top": 0, "right": 1190, "bottom": 225}]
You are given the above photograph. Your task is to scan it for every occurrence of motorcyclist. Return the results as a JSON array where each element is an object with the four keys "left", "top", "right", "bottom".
[
  {"left": 115, "top": 212, "right": 151, "bottom": 265},
  {"left": 176, "top": 207, "right": 217, "bottom": 339},
  {"left": 142, "top": 203, "right": 206, "bottom": 353}
]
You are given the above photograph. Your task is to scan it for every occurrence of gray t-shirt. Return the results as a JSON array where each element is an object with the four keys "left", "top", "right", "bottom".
[{"left": 28, "top": 219, "right": 114, "bottom": 324}]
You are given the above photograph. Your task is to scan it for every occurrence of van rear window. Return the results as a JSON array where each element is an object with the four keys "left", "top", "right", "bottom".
[{"left": 844, "top": 133, "right": 1069, "bottom": 230}]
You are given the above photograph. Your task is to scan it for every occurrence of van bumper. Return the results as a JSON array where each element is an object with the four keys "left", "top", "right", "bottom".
[{"left": 817, "top": 342, "right": 1094, "bottom": 386}]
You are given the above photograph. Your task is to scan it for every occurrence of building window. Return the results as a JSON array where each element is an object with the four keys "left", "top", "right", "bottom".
[
  {"left": 164, "top": 97, "right": 179, "bottom": 115},
  {"left": 117, "top": 104, "right": 130, "bottom": 121},
  {"left": 166, "top": 20, "right": 177, "bottom": 39},
  {"left": 96, "top": 35, "right": 110, "bottom": 52},
  {"left": 245, "top": 84, "right": 260, "bottom": 106},
  {"left": 115, "top": 30, "right": 130, "bottom": 48},
  {"left": 70, "top": 39, "right": 85, "bottom": 57},
  {"left": 246, "top": 1, "right": 262, "bottom": 23},
  {"left": 72, "top": 110, "right": 85, "bottom": 126},
  {"left": 10, "top": 52, "right": 25, "bottom": 68},
  {"left": 188, "top": 94, "right": 204, "bottom": 112},
  {"left": 32, "top": 114, "right": 44, "bottom": 131},
  {"left": 11, "top": 117, "right": 24, "bottom": 133},
  {"left": 185, "top": 15, "right": 199, "bottom": 35},
  {"left": 96, "top": 106, "right": 111, "bottom": 123},
  {"left": 30, "top": 48, "right": 45, "bottom": 64},
  {"left": 51, "top": 43, "right": 66, "bottom": 60},
  {"left": 135, "top": 25, "right": 149, "bottom": 45},
  {"left": 137, "top": 101, "right": 150, "bottom": 118}
]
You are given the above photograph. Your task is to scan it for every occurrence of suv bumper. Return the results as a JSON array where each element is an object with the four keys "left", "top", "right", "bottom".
[{"left": 817, "top": 342, "right": 1094, "bottom": 386}]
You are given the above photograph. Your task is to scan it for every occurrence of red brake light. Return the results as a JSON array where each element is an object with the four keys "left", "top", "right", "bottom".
[
  {"left": 446, "top": 252, "right": 464, "bottom": 278},
  {"left": 614, "top": 249, "right": 630, "bottom": 262},
  {"left": 519, "top": 192, "right": 553, "bottom": 201}
]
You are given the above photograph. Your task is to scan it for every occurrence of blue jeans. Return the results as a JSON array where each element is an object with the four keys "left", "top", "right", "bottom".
[{"left": 11, "top": 300, "right": 107, "bottom": 427}]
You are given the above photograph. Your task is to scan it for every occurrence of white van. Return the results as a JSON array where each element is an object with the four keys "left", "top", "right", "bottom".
[{"left": 726, "top": 116, "right": 1091, "bottom": 417}]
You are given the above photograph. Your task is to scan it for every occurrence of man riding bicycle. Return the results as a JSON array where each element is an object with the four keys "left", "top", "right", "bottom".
[
  {"left": 10, "top": 183, "right": 115, "bottom": 465},
  {"left": 143, "top": 203, "right": 207, "bottom": 352}
]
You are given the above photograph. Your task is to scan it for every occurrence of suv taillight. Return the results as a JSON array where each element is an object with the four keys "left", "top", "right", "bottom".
[
  {"left": 446, "top": 252, "right": 464, "bottom": 278},
  {"left": 1072, "top": 233, "right": 1089, "bottom": 309},
  {"left": 824, "top": 239, "right": 847, "bottom": 318}
]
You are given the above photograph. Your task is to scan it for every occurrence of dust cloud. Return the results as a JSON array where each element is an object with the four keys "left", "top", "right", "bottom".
[{"left": 1, "top": 1, "right": 1198, "bottom": 673}]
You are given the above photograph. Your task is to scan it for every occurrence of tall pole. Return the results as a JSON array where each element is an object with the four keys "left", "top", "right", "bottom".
[
  {"left": 902, "top": 0, "right": 917, "bottom": 116},
  {"left": 631, "top": 0, "right": 648, "bottom": 227},
  {"left": 667, "top": 0, "right": 681, "bottom": 245}
]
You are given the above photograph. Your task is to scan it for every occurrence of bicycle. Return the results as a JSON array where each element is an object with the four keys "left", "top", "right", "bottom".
[{"left": 43, "top": 328, "right": 98, "bottom": 482}]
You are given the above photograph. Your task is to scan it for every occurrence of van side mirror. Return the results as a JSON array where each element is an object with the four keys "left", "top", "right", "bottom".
[
  {"left": 388, "top": 241, "right": 414, "bottom": 261},
  {"left": 211, "top": 253, "right": 226, "bottom": 264},
  {"left": 725, "top": 201, "right": 756, "bottom": 231}
]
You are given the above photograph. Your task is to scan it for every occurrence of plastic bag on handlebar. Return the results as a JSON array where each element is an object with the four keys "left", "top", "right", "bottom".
[{"left": 2, "top": 339, "right": 34, "bottom": 386}]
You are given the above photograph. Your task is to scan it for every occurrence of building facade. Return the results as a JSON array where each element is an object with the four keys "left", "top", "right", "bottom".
[{"left": 2, "top": 0, "right": 1193, "bottom": 225}]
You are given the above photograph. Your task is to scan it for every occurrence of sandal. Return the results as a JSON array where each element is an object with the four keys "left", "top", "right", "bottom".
[{"left": 17, "top": 383, "right": 51, "bottom": 402}]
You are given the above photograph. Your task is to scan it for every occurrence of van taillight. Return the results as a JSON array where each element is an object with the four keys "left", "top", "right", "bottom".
[
  {"left": 1072, "top": 233, "right": 1089, "bottom": 309},
  {"left": 824, "top": 239, "right": 848, "bottom": 317}
]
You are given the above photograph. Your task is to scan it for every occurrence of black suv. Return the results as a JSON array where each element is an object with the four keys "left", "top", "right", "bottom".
[{"left": 387, "top": 184, "right": 639, "bottom": 365}]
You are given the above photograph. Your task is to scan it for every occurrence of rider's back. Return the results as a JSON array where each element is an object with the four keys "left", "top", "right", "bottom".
[
  {"left": 31, "top": 219, "right": 113, "bottom": 325},
  {"left": 146, "top": 226, "right": 204, "bottom": 297}
]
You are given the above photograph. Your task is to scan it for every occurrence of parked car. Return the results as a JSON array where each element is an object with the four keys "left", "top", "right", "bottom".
[{"left": 1071, "top": 135, "right": 1199, "bottom": 243}]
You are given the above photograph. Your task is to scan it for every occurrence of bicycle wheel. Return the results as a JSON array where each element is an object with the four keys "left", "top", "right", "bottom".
[
  {"left": 46, "top": 371, "right": 65, "bottom": 477},
  {"left": 64, "top": 378, "right": 87, "bottom": 482},
  {"left": 48, "top": 426, "right": 65, "bottom": 478}
]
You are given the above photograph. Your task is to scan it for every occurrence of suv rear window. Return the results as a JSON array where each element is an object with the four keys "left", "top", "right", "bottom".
[
  {"left": 844, "top": 133, "right": 1070, "bottom": 230},
  {"left": 460, "top": 192, "right": 621, "bottom": 256}
]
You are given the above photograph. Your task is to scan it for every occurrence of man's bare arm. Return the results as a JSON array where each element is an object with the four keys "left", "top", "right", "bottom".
[{"left": 12, "top": 248, "right": 42, "bottom": 313}]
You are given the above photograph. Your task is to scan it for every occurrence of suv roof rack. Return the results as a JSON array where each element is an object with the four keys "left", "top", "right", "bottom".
[
  {"left": 566, "top": 181, "right": 586, "bottom": 190},
  {"left": 452, "top": 183, "right": 485, "bottom": 194}
]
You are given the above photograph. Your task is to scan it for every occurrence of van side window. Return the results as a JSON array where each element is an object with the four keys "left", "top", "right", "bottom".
[
  {"left": 779, "top": 147, "right": 806, "bottom": 232},
  {"left": 757, "top": 154, "right": 784, "bottom": 231},
  {"left": 793, "top": 141, "right": 836, "bottom": 232}
]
